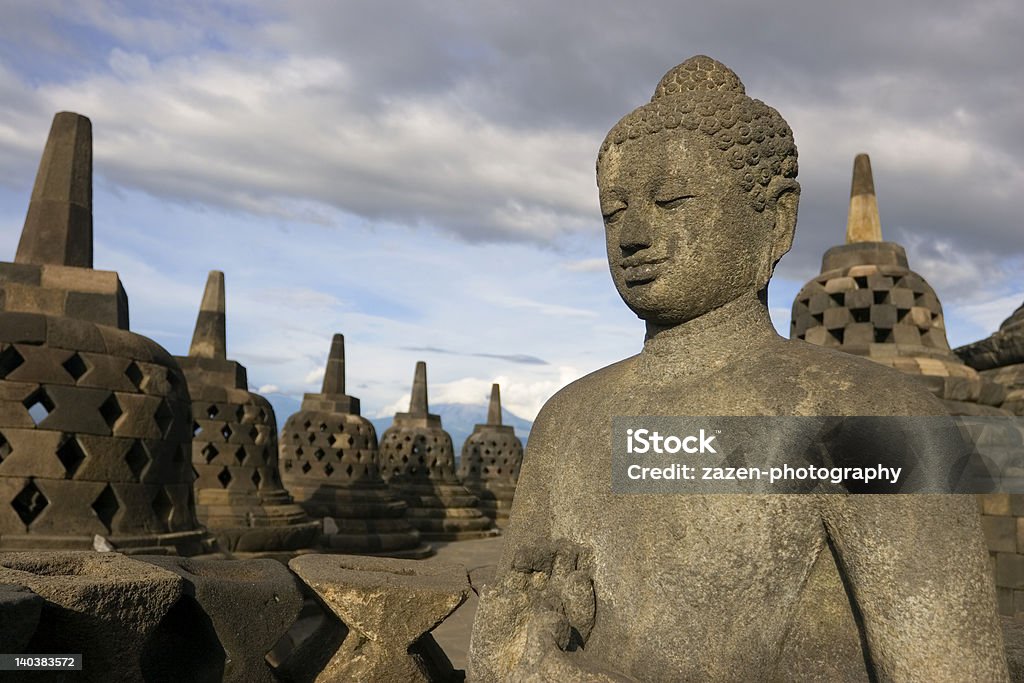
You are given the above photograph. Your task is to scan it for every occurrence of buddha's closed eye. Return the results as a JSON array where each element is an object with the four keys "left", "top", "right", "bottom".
[{"left": 654, "top": 195, "right": 694, "bottom": 210}]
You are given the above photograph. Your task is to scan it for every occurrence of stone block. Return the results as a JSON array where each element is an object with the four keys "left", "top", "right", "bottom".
[
  {"left": 997, "top": 552, "right": 1024, "bottom": 589},
  {"left": 822, "top": 307, "right": 852, "bottom": 330},
  {"left": 870, "top": 304, "right": 897, "bottom": 329},
  {"left": 0, "top": 311, "right": 48, "bottom": 344},
  {"left": 842, "top": 323, "right": 875, "bottom": 346},
  {"left": 890, "top": 323, "right": 922, "bottom": 346},
  {"left": 824, "top": 277, "right": 856, "bottom": 294},
  {"left": 2, "top": 283, "right": 66, "bottom": 316},
  {"left": 984, "top": 515, "right": 1017, "bottom": 553},
  {"left": 65, "top": 290, "right": 123, "bottom": 328},
  {"left": 889, "top": 288, "right": 915, "bottom": 309},
  {"left": 0, "top": 583, "right": 43, "bottom": 653},
  {"left": 0, "top": 552, "right": 191, "bottom": 682},
  {"left": 981, "top": 493, "right": 1012, "bottom": 516},
  {"left": 0, "top": 262, "right": 43, "bottom": 286}
]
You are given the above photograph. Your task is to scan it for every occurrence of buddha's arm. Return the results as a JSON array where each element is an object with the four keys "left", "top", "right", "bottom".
[{"left": 822, "top": 494, "right": 1009, "bottom": 682}]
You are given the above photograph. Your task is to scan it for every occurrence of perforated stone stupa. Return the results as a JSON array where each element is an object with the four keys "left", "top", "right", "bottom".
[
  {"left": 279, "top": 334, "right": 431, "bottom": 558},
  {"left": 379, "top": 362, "right": 496, "bottom": 541},
  {"left": 0, "top": 112, "right": 213, "bottom": 555},
  {"left": 791, "top": 154, "right": 1006, "bottom": 416},
  {"left": 177, "top": 271, "right": 319, "bottom": 555},
  {"left": 457, "top": 384, "right": 522, "bottom": 527}
]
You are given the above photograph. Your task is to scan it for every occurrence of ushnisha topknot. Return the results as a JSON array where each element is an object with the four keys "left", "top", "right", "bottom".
[{"left": 598, "top": 55, "right": 798, "bottom": 212}]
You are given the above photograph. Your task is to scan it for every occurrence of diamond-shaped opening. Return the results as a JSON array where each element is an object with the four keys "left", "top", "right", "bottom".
[
  {"left": 217, "top": 467, "right": 232, "bottom": 488},
  {"left": 24, "top": 389, "right": 55, "bottom": 426},
  {"left": 124, "top": 361, "right": 144, "bottom": 390},
  {"left": 307, "top": 433, "right": 315, "bottom": 445},
  {"left": 257, "top": 408, "right": 267, "bottom": 422},
  {"left": 324, "top": 462, "right": 334, "bottom": 476},
  {"left": 220, "top": 424, "right": 233, "bottom": 441},
  {"left": 56, "top": 435, "right": 86, "bottom": 478},
  {"left": 0, "top": 432, "right": 11, "bottom": 463},
  {"left": 206, "top": 404, "right": 219, "bottom": 419},
  {"left": 193, "top": 421, "right": 203, "bottom": 437},
  {"left": 63, "top": 353, "right": 89, "bottom": 382},
  {"left": 319, "top": 422, "right": 327, "bottom": 433},
  {"left": 234, "top": 447, "right": 247, "bottom": 465},
  {"left": 152, "top": 487, "right": 173, "bottom": 528},
  {"left": 301, "top": 462, "right": 312, "bottom": 474},
  {"left": 0, "top": 346, "right": 25, "bottom": 379},
  {"left": 345, "top": 464, "right": 353, "bottom": 477},
  {"left": 303, "top": 420, "right": 312, "bottom": 430},
  {"left": 125, "top": 441, "right": 149, "bottom": 481},
  {"left": 248, "top": 425, "right": 258, "bottom": 442},
  {"left": 313, "top": 448, "right": 325, "bottom": 461},
  {"left": 154, "top": 400, "right": 174, "bottom": 436},
  {"left": 295, "top": 446, "right": 304, "bottom": 457},
  {"left": 202, "top": 443, "right": 219, "bottom": 464},
  {"left": 251, "top": 469, "right": 262, "bottom": 488},
  {"left": 91, "top": 484, "right": 120, "bottom": 532},
  {"left": 327, "top": 434, "right": 336, "bottom": 447},
  {"left": 234, "top": 405, "right": 245, "bottom": 422},
  {"left": 12, "top": 480, "right": 48, "bottom": 526},
  {"left": 98, "top": 394, "right": 123, "bottom": 429}
]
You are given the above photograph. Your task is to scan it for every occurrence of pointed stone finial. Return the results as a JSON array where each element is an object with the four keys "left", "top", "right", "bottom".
[
  {"left": 16, "top": 112, "right": 94, "bottom": 267},
  {"left": 322, "top": 334, "right": 346, "bottom": 395},
  {"left": 188, "top": 271, "right": 227, "bottom": 360},
  {"left": 845, "top": 153, "right": 883, "bottom": 244},
  {"left": 487, "top": 384, "right": 503, "bottom": 426},
  {"left": 409, "top": 361, "right": 429, "bottom": 415}
]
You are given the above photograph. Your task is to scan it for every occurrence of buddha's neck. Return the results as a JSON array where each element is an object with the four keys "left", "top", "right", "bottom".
[{"left": 639, "top": 290, "right": 779, "bottom": 373}]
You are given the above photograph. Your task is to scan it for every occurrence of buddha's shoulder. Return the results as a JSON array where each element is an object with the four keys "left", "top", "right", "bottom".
[{"left": 750, "top": 339, "right": 949, "bottom": 416}]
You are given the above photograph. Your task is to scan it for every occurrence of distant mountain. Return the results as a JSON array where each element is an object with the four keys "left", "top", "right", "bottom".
[{"left": 260, "top": 395, "right": 533, "bottom": 459}]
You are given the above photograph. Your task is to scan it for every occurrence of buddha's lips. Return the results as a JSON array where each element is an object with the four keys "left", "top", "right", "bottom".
[{"left": 621, "top": 257, "right": 665, "bottom": 283}]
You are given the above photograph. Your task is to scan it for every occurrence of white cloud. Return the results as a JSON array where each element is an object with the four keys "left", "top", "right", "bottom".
[{"left": 257, "top": 383, "right": 279, "bottom": 394}]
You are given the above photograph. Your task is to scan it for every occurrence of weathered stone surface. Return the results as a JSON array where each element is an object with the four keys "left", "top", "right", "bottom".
[
  {"left": 290, "top": 553, "right": 469, "bottom": 682},
  {"left": 380, "top": 362, "right": 497, "bottom": 542},
  {"left": 0, "top": 582, "right": 43, "bottom": 653},
  {"left": 280, "top": 334, "right": 431, "bottom": 558},
  {"left": 458, "top": 384, "right": 522, "bottom": 527},
  {"left": 140, "top": 555, "right": 303, "bottom": 682},
  {"left": 178, "top": 271, "right": 319, "bottom": 556},
  {"left": 469, "top": 55, "right": 1008, "bottom": 681},
  {"left": 0, "top": 552, "right": 223, "bottom": 682}
]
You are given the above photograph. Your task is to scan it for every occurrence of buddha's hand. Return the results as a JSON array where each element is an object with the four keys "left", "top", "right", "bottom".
[{"left": 471, "top": 539, "right": 631, "bottom": 681}]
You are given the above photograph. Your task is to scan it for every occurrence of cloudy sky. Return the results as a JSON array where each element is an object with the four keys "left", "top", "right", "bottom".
[{"left": 0, "top": 1, "right": 1021, "bottom": 421}]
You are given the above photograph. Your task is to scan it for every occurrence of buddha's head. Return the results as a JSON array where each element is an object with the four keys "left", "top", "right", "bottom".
[{"left": 597, "top": 55, "right": 800, "bottom": 326}]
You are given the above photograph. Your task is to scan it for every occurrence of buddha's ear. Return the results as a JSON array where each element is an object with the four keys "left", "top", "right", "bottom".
[
  {"left": 756, "top": 177, "right": 800, "bottom": 287},
  {"left": 767, "top": 177, "right": 800, "bottom": 264}
]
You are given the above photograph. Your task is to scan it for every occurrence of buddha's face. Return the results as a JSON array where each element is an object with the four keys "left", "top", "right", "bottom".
[{"left": 598, "top": 129, "right": 794, "bottom": 325}]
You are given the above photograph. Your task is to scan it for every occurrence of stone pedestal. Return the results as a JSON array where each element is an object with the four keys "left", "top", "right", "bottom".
[
  {"left": 380, "top": 362, "right": 497, "bottom": 541},
  {"left": 280, "top": 334, "right": 431, "bottom": 558},
  {"left": 289, "top": 553, "right": 469, "bottom": 682}
]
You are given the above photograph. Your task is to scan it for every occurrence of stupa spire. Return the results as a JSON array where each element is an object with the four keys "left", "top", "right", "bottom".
[
  {"left": 188, "top": 271, "right": 227, "bottom": 360},
  {"left": 409, "top": 361, "right": 429, "bottom": 415},
  {"left": 16, "top": 112, "right": 94, "bottom": 267},
  {"left": 845, "top": 153, "right": 883, "bottom": 243},
  {"left": 487, "top": 383, "right": 502, "bottom": 426},
  {"left": 321, "top": 334, "right": 346, "bottom": 395}
]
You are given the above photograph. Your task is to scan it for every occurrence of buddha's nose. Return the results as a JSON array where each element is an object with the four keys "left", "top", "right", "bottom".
[{"left": 618, "top": 212, "right": 652, "bottom": 254}]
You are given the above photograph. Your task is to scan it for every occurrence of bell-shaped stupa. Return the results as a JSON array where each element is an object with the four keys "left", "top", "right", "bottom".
[
  {"left": 177, "top": 271, "right": 319, "bottom": 556},
  {"left": 791, "top": 154, "right": 1006, "bottom": 416},
  {"left": 279, "top": 335, "right": 431, "bottom": 558},
  {"left": 379, "top": 362, "right": 497, "bottom": 541},
  {"left": 0, "top": 112, "right": 214, "bottom": 555},
  {"left": 457, "top": 384, "right": 522, "bottom": 527}
]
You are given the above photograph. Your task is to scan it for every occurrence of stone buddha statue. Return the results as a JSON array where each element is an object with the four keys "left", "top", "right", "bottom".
[{"left": 468, "top": 56, "right": 1007, "bottom": 681}]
